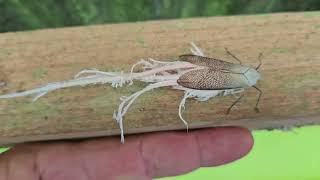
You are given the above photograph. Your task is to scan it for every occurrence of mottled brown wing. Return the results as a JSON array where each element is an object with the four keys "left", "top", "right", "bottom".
[
  {"left": 179, "top": 54, "right": 234, "bottom": 70},
  {"left": 177, "top": 68, "right": 247, "bottom": 90},
  {"left": 179, "top": 54, "right": 250, "bottom": 74}
]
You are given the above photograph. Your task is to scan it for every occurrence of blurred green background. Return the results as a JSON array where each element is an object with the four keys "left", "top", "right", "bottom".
[
  {"left": 1, "top": 0, "right": 320, "bottom": 32},
  {"left": 0, "top": 0, "right": 319, "bottom": 179},
  {"left": 162, "top": 126, "right": 320, "bottom": 180}
]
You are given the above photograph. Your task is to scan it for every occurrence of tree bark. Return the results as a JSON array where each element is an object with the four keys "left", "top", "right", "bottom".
[{"left": 0, "top": 12, "right": 319, "bottom": 145}]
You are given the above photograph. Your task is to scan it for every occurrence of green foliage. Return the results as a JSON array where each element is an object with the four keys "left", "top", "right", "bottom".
[
  {"left": 0, "top": 0, "right": 319, "bottom": 32},
  {"left": 0, "top": 147, "right": 9, "bottom": 153}
]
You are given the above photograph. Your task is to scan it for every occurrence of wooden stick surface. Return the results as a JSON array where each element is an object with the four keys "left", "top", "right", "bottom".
[{"left": 0, "top": 12, "right": 319, "bottom": 145}]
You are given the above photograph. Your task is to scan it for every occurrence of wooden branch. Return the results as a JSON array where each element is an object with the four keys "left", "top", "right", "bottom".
[{"left": 0, "top": 12, "right": 319, "bottom": 146}]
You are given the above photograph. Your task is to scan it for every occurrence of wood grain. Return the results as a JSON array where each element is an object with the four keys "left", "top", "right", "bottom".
[{"left": 0, "top": 12, "right": 319, "bottom": 145}]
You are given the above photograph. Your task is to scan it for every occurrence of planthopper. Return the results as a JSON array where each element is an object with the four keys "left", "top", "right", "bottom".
[{"left": 0, "top": 43, "right": 262, "bottom": 143}]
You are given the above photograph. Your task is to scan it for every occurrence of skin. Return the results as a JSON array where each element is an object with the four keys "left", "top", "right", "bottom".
[{"left": 0, "top": 127, "right": 253, "bottom": 180}]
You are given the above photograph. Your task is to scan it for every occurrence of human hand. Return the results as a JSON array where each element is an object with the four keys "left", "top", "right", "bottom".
[{"left": 0, "top": 127, "right": 253, "bottom": 180}]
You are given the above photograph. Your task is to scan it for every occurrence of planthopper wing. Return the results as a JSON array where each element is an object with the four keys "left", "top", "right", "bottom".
[
  {"left": 179, "top": 54, "right": 234, "bottom": 70},
  {"left": 177, "top": 68, "right": 250, "bottom": 90},
  {"left": 179, "top": 54, "right": 249, "bottom": 74}
]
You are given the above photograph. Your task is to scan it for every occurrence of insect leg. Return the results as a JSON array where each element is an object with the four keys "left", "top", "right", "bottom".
[
  {"left": 256, "top": 53, "right": 263, "bottom": 70},
  {"left": 253, "top": 86, "right": 262, "bottom": 112},
  {"left": 226, "top": 94, "right": 244, "bottom": 114},
  {"left": 224, "top": 47, "right": 242, "bottom": 65}
]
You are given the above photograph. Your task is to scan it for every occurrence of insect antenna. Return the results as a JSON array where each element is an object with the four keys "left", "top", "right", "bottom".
[
  {"left": 256, "top": 53, "right": 263, "bottom": 70},
  {"left": 226, "top": 94, "right": 244, "bottom": 114},
  {"left": 224, "top": 47, "right": 242, "bottom": 65},
  {"left": 253, "top": 85, "right": 262, "bottom": 112}
]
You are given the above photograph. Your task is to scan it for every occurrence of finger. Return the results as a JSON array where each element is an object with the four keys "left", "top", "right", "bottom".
[
  {"left": 193, "top": 127, "right": 253, "bottom": 167},
  {"left": 0, "top": 145, "right": 39, "bottom": 180},
  {"left": 142, "top": 127, "right": 253, "bottom": 178},
  {"left": 0, "top": 127, "right": 253, "bottom": 180}
]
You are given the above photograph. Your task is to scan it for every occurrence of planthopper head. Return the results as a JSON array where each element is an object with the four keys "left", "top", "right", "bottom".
[
  {"left": 242, "top": 51, "right": 263, "bottom": 87},
  {"left": 245, "top": 52, "right": 263, "bottom": 86},
  {"left": 244, "top": 67, "right": 261, "bottom": 87}
]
